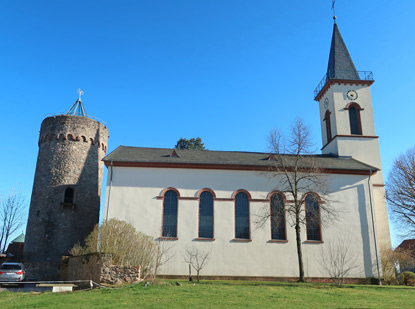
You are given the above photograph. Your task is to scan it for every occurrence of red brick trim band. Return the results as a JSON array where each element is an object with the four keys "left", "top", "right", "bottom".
[
  {"left": 158, "top": 274, "right": 375, "bottom": 284},
  {"left": 314, "top": 79, "right": 374, "bottom": 101},
  {"left": 194, "top": 238, "right": 215, "bottom": 241},
  {"left": 231, "top": 238, "right": 252, "bottom": 242}
]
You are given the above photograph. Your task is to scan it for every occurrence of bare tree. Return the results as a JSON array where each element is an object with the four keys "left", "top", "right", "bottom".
[
  {"left": 319, "top": 235, "right": 358, "bottom": 286},
  {"left": 150, "top": 237, "right": 176, "bottom": 283},
  {"left": 183, "top": 247, "right": 211, "bottom": 282},
  {"left": 386, "top": 147, "right": 415, "bottom": 237},
  {"left": 0, "top": 189, "right": 27, "bottom": 253},
  {"left": 257, "top": 118, "right": 335, "bottom": 282}
]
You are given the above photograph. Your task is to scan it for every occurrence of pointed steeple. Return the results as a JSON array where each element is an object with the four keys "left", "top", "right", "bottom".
[
  {"left": 67, "top": 89, "right": 88, "bottom": 117},
  {"left": 326, "top": 21, "right": 360, "bottom": 80}
]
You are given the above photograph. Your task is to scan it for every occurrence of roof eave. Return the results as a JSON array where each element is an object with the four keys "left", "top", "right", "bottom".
[
  {"left": 314, "top": 79, "right": 374, "bottom": 101},
  {"left": 104, "top": 160, "right": 377, "bottom": 176}
]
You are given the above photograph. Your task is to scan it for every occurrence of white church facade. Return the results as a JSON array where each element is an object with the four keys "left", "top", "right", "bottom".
[{"left": 102, "top": 20, "right": 391, "bottom": 280}]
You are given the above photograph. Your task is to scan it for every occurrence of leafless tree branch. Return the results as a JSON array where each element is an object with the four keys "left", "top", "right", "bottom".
[
  {"left": 319, "top": 235, "right": 359, "bottom": 286},
  {"left": 386, "top": 147, "right": 415, "bottom": 237},
  {"left": 0, "top": 189, "right": 27, "bottom": 253},
  {"left": 256, "top": 118, "right": 337, "bottom": 282},
  {"left": 183, "top": 247, "right": 211, "bottom": 282}
]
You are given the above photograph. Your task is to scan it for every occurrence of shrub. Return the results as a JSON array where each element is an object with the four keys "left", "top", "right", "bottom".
[
  {"left": 407, "top": 279, "right": 415, "bottom": 286},
  {"left": 69, "top": 219, "right": 158, "bottom": 278},
  {"left": 401, "top": 271, "right": 415, "bottom": 285},
  {"left": 68, "top": 242, "right": 87, "bottom": 256},
  {"left": 381, "top": 246, "right": 415, "bottom": 284}
]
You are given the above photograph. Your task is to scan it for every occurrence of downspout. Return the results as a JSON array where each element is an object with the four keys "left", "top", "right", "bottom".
[
  {"left": 368, "top": 170, "right": 381, "bottom": 285},
  {"left": 105, "top": 160, "right": 113, "bottom": 221}
]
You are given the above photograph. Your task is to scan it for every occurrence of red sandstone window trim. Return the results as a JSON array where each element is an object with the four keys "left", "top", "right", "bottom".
[
  {"left": 303, "top": 192, "right": 322, "bottom": 242},
  {"left": 323, "top": 110, "right": 332, "bottom": 143},
  {"left": 159, "top": 188, "right": 180, "bottom": 239},
  {"left": 344, "top": 102, "right": 363, "bottom": 135},
  {"left": 268, "top": 191, "right": 287, "bottom": 242},
  {"left": 196, "top": 188, "right": 215, "bottom": 240},
  {"left": 233, "top": 189, "right": 251, "bottom": 241}
]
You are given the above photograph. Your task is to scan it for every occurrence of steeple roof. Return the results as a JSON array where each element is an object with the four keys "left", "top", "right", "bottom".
[
  {"left": 314, "top": 19, "right": 374, "bottom": 100},
  {"left": 326, "top": 22, "right": 360, "bottom": 80}
]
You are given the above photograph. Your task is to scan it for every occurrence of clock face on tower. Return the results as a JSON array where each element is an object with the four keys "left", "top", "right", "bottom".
[
  {"left": 347, "top": 90, "right": 358, "bottom": 100},
  {"left": 324, "top": 98, "right": 329, "bottom": 109}
]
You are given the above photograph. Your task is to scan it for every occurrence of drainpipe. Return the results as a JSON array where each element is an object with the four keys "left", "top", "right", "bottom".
[
  {"left": 368, "top": 170, "right": 381, "bottom": 285},
  {"left": 105, "top": 160, "right": 113, "bottom": 221}
]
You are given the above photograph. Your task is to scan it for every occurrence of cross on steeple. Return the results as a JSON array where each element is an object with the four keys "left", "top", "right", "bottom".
[
  {"left": 331, "top": 0, "right": 336, "bottom": 20},
  {"left": 78, "top": 88, "right": 84, "bottom": 101},
  {"left": 67, "top": 89, "right": 88, "bottom": 117}
]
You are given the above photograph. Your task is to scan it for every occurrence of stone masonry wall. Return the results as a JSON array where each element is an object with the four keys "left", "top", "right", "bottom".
[
  {"left": 61, "top": 253, "right": 141, "bottom": 285},
  {"left": 25, "top": 115, "right": 109, "bottom": 280}
]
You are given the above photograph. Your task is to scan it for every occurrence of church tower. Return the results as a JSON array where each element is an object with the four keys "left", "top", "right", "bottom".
[
  {"left": 314, "top": 17, "right": 391, "bottom": 249},
  {"left": 24, "top": 92, "right": 109, "bottom": 280}
]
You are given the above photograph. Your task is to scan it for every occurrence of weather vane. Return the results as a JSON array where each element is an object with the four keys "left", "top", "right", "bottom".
[
  {"left": 331, "top": 0, "right": 336, "bottom": 20},
  {"left": 77, "top": 88, "right": 84, "bottom": 101}
]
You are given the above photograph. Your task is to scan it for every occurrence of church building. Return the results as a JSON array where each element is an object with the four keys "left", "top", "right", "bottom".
[{"left": 102, "top": 18, "right": 391, "bottom": 280}]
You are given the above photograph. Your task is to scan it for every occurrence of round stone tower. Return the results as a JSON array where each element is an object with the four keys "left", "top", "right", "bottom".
[{"left": 24, "top": 94, "right": 109, "bottom": 280}]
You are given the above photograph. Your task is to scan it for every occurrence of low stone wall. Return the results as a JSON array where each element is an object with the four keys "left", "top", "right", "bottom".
[
  {"left": 100, "top": 265, "right": 141, "bottom": 285},
  {"left": 60, "top": 253, "right": 141, "bottom": 284}
]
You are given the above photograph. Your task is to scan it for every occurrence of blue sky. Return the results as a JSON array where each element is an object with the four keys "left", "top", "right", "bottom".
[{"left": 0, "top": 1, "right": 414, "bottom": 247}]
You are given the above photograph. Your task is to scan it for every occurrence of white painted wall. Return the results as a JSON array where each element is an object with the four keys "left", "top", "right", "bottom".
[
  {"left": 317, "top": 82, "right": 391, "bottom": 253},
  {"left": 104, "top": 166, "right": 382, "bottom": 279},
  {"left": 318, "top": 84, "right": 383, "bottom": 181},
  {"left": 319, "top": 84, "right": 376, "bottom": 144}
]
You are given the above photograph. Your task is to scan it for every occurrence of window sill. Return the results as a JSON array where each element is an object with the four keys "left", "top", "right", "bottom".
[
  {"left": 158, "top": 237, "right": 178, "bottom": 241},
  {"left": 231, "top": 238, "right": 252, "bottom": 242},
  {"left": 304, "top": 240, "right": 324, "bottom": 244},
  {"left": 268, "top": 240, "right": 288, "bottom": 243},
  {"left": 194, "top": 238, "right": 215, "bottom": 241}
]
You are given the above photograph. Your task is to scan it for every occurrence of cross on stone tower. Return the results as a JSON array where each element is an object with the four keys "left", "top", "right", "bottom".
[{"left": 78, "top": 88, "right": 84, "bottom": 101}]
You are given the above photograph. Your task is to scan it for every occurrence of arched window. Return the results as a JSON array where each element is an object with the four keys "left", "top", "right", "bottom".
[
  {"left": 162, "top": 190, "right": 178, "bottom": 238},
  {"left": 324, "top": 110, "right": 332, "bottom": 142},
  {"left": 235, "top": 192, "right": 250, "bottom": 239},
  {"left": 63, "top": 187, "right": 74, "bottom": 204},
  {"left": 347, "top": 103, "right": 362, "bottom": 135},
  {"left": 305, "top": 194, "right": 321, "bottom": 241},
  {"left": 199, "top": 191, "right": 214, "bottom": 238},
  {"left": 270, "top": 193, "right": 286, "bottom": 240}
]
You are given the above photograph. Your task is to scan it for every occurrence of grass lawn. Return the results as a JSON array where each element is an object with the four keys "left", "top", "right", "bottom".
[{"left": 0, "top": 280, "right": 413, "bottom": 308}]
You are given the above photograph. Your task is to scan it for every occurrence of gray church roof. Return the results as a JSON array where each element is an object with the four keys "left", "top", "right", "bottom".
[
  {"left": 326, "top": 22, "right": 360, "bottom": 80},
  {"left": 103, "top": 146, "right": 378, "bottom": 174}
]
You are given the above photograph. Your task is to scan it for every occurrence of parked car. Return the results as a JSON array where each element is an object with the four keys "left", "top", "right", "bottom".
[{"left": 0, "top": 263, "right": 25, "bottom": 285}]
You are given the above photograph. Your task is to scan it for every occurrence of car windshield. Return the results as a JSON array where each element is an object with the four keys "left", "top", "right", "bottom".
[{"left": 0, "top": 264, "right": 22, "bottom": 270}]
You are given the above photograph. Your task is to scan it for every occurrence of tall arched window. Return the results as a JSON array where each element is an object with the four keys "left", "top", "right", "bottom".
[
  {"left": 305, "top": 194, "right": 321, "bottom": 241},
  {"left": 347, "top": 103, "right": 362, "bottom": 135},
  {"left": 199, "top": 191, "right": 214, "bottom": 238},
  {"left": 324, "top": 110, "right": 332, "bottom": 142},
  {"left": 270, "top": 193, "right": 286, "bottom": 240},
  {"left": 162, "top": 190, "right": 178, "bottom": 238},
  {"left": 63, "top": 187, "right": 75, "bottom": 204},
  {"left": 235, "top": 192, "right": 250, "bottom": 239}
]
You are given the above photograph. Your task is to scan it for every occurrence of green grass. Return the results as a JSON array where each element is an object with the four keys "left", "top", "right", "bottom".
[{"left": 0, "top": 280, "right": 414, "bottom": 308}]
